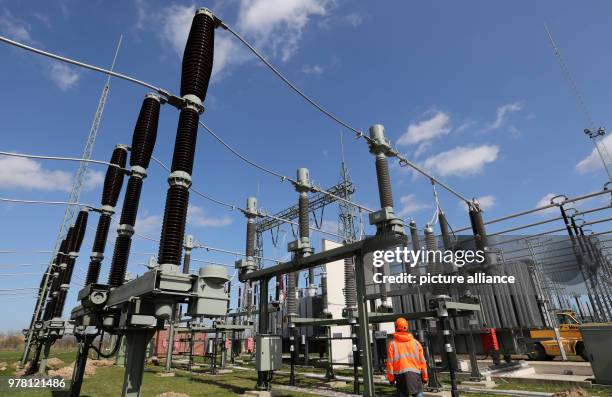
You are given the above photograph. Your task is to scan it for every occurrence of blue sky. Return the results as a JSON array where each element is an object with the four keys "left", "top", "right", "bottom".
[{"left": 1, "top": 0, "right": 612, "bottom": 331}]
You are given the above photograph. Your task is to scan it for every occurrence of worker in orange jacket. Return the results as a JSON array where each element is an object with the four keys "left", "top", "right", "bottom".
[{"left": 386, "top": 317, "right": 428, "bottom": 397}]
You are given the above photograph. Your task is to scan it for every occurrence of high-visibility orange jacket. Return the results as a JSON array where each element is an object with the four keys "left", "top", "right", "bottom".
[{"left": 386, "top": 331, "right": 428, "bottom": 382}]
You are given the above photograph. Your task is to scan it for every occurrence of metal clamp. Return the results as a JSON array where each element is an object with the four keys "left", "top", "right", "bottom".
[
  {"left": 130, "top": 165, "right": 147, "bottom": 179},
  {"left": 168, "top": 170, "right": 192, "bottom": 188},
  {"left": 116, "top": 224, "right": 135, "bottom": 237}
]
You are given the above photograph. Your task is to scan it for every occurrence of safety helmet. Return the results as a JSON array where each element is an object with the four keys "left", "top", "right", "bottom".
[{"left": 395, "top": 317, "right": 408, "bottom": 332}]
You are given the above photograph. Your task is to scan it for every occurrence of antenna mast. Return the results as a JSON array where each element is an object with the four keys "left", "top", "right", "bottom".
[{"left": 544, "top": 24, "right": 612, "bottom": 181}]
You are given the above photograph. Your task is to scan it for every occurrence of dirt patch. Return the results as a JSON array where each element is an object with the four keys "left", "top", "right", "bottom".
[
  {"left": 156, "top": 393, "right": 189, "bottom": 397},
  {"left": 0, "top": 361, "right": 7, "bottom": 371},
  {"left": 90, "top": 359, "right": 114, "bottom": 367},
  {"left": 48, "top": 362, "right": 96, "bottom": 379},
  {"left": 552, "top": 387, "right": 590, "bottom": 397},
  {"left": 47, "top": 357, "right": 64, "bottom": 370}
]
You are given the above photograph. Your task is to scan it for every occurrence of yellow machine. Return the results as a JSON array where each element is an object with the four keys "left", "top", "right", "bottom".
[{"left": 528, "top": 310, "right": 591, "bottom": 361}]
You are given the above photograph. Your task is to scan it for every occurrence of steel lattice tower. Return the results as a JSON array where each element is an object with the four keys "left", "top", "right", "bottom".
[
  {"left": 21, "top": 36, "right": 123, "bottom": 364},
  {"left": 338, "top": 160, "right": 357, "bottom": 242}
]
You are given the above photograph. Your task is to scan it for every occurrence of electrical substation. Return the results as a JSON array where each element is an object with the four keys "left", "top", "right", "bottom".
[{"left": 1, "top": 5, "right": 612, "bottom": 397}]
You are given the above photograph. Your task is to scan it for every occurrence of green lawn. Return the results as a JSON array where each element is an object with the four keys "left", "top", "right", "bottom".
[{"left": 1, "top": 348, "right": 611, "bottom": 397}]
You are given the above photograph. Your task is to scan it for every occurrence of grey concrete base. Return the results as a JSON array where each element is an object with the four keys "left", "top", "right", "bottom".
[
  {"left": 324, "top": 381, "right": 347, "bottom": 388},
  {"left": 156, "top": 372, "right": 175, "bottom": 377},
  {"left": 243, "top": 391, "right": 273, "bottom": 397},
  {"left": 461, "top": 380, "right": 496, "bottom": 388}
]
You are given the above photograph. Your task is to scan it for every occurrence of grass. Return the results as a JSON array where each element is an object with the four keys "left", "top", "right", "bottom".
[{"left": 1, "top": 348, "right": 611, "bottom": 397}]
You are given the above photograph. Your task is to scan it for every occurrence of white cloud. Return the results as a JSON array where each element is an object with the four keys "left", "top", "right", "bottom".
[
  {"left": 576, "top": 134, "right": 612, "bottom": 174},
  {"left": 238, "top": 0, "right": 328, "bottom": 62},
  {"left": 413, "top": 141, "right": 432, "bottom": 158},
  {"left": 135, "top": 212, "right": 162, "bottom": 235},
  {"left": 302, "top": 64, "right": 323, "bottom": 75},
  {"left": 484, "top": 102, "right": 523, "bottom": 131},
  {"left": 83, "top": 170, "right": 104, "bottom": 191},
  {"left": 397, "top": 194, "right": 431, "bottom": 217},
  {"left": 421, "top": 145, "right": 499, "bottom": 177},
  {"left": 149, "top": 3, "right": 245, "bottom": 81},
  {"left": 143, "top": 1, "right": 329, "bottom": 79},
  {"left": 48, "top": 63, "right": 80, "bottom": 91},
  {"left": 159, "top": 4, "right": 196, "bottom": 57},
  {"left": 320, "top": 219, "right": 338, "bottom": 235},
  {"left": 0, "top": 8, "right": 32, "bottom": 42},
  {"left": 0, "top": 156, "right": 72, "bottom": 191},
  {"left": 344, "top": 12, "right": 365, "bottom": 27},
  {"left": 535, "top": 193, "right": 559, "bottom": 215},
  {"left": 188, "top": 205, "right": 233, "bottom": 227},
  {"left": 459, "top": 195, "right": 495, "bottom": 211},
  {"left": 397, "top": 111, "right": 451, "bottom": 146},
  {"left": 475, "top": 195, "right": 496, "bottom": 211}
]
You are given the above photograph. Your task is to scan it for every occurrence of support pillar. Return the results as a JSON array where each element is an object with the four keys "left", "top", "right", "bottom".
[
  {"left": 121, "top": 330, "right": 154, "bottom": 397},
  {"left": 355, "top": 254, "right": 375, "bottom": 397}
]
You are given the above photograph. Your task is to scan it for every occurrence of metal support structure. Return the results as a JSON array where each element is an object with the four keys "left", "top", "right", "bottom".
[
  {"left": 164, "top": 307, "right": 176, "bottom": 372},
  {"left": 70, "top": 333, "right": 96, "bottom": 397},
  {"left": 559, "top": 204, "right": 603, "bottom": 323},
  {"left": 256, "top": 277, "right": 270, "bottom": 390},
  {"left": 354, "top": 254, "right": 375, "bottom": 397},
  {"left": 122, "top": 330, "right": 155, "bottom": 397}
]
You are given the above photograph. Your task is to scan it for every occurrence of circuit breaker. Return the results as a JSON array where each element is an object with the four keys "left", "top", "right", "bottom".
[{"left": 256, "top": 334, "right": 282, "bottom": 371}]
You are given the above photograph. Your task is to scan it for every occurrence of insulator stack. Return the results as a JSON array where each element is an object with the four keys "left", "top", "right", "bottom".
[
  {"left": 298, "top": 194, "right": 309, "bottom": 239},
  {"left": 107, "top": 95, "right": 160, "bottom": 287},
  {"left": 424, "top": 224, "right": 446, "bottom": 297},
  {"left": 108, "top": 94, "right": 160, "bottom": 287},
  {"left": 246, "top": 222, "right": 256, "bottom": 258},
  {"left": 180, "top": 9, "right": 215, "bottom": 101},
  {"left": 44, "top": 234, "right": 71, "bottom": 320},
  {"left": 101, "top": 146, "right": 129, "bottom": 205},
  {"left": 321, "top": 271, "right": 329, "bottom": 315},
  {"left": 438, "top": 211, "right": 452, "bottom": 250},
  {"left": 344, "top": 257, "right": 357, "bottom": 309},
  {"left": 287, "top": 271, "right": 297, "bottom": 316},
  {"left": 158, "top": 9, "right": 214, "bottom": 268},
  {"left": 53, "top": 209, "right": 89, "bottom": 318},
  {"left": 409, "top": 220, "right": 421, "bottom": 252},
  {"left": 299, "top": 193, "right": 314, "bottom": 285},
  {"left": 367, "top": 124, "right": 404, "bottom": 235},
  {"left": 85, "top": 145, "right": 128, "bottom": 285},
  {"left": 375, "top": 154, "right": 393, "bottom": 209},
  {"left": 469, "top": 204, "right": 489, "bottom": 252}
]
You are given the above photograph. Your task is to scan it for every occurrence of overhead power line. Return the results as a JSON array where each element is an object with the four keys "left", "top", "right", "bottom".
[
  {"left": 0, "top": 151, "right": 129, "bottom": 172},
  {"left": 151, "top": 155, "right": 347, "bottom": 240},
  {"left": 0, "top": 197, "right": 94, "bottom": 208},
  {"left": 199, "top": 121, "right": 375, "bottom": 213},
  {"left": 218, "top": 20, "right": 471, "bottom": 204},
  {"left": 0, "top": 250, "right": 53, "bottom": 254},
  {"left": 0, "top": 272, "right": 46, "bottom": 276},
  {"left": 0, "top": 31, "right": 470, "bottom": 204},
  {"left": 0, "top": 34, "right": 163, "bottom": 95},
  {"left": 0, "top": 263, "right": 48, "bottom": 267}
]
